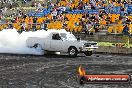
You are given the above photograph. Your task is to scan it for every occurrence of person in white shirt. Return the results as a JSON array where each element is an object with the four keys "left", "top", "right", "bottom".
[
  {"left": 37, "top": 3, "right": 41, "bottom": 10},
  {"left": 22, "top": 21, "right": 26, "bottom": 31},
  {"left": 52, "top": 9, "right": 57, "bottom": 20}
]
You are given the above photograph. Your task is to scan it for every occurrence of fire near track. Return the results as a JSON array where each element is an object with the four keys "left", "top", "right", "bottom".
[{"left": 0, "top": 54, "right": 132, "bottom": 88}]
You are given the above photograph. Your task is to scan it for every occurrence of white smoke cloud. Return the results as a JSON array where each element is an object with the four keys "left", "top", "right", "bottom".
[{"left": 0, "top": 28, "right": 45, "bottom": 55}]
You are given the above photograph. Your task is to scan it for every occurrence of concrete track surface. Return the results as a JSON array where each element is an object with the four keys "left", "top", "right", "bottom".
[{"left": 0, "top": 54, "right": 132, "bottom": 88}]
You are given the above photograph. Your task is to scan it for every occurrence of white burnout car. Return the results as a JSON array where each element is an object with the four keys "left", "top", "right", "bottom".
[{"left": 26, "top": 30, "right": 98, "bottom": 57}]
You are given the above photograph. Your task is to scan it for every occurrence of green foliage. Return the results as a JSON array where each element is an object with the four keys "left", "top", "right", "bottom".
[
  {"left": 97, "top": 42, "right": 132, "bottom": 48},
  {"left": 97, "top": 42, "right": 114, "bottom": 46}
]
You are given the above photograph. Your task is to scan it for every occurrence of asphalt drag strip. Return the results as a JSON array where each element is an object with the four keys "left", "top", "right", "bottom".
[{"left": 0, "top": 54, "right": 131, "bottom": 88}]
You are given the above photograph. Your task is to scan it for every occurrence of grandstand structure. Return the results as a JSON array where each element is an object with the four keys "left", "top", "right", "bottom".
[{"left": 0, "top": 0, "right": 131, "bottom": 34}]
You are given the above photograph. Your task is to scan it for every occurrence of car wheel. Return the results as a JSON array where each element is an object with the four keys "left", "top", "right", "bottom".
[
  {"left": 84, "top": 51, "right": 92, "bottom": 56},
  {"left": 68, "top": 47, "right": 78, "bottom": 57}
]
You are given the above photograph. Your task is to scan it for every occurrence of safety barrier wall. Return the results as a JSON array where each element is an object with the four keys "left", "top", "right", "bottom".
[
  {"left": 95, "top": 46, "right": 132, "bottom": 54},
  {"left": 74, "top": 34, "right": 132, "bottom": 43}
]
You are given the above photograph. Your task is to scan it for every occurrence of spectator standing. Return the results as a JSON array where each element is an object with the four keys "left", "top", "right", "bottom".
[
  {"left": 41, "top": 21, "right": 45, "bottom": 30},
  {"left": 28, "top": 18, "right": 32, "bottom": 31},
  {"left": 122, "top": 25, "right": 129, "bottom": 35},
  {"left": 21, "top": 21, "right": 26, "bottom": 31},
  {"left": 52, "top": 9, "right": 57, "bottom": 20},
  {"left": 0, "top": 15, "right": 2, "bottom": 23},
  {"left": 37, "top": 3, "right": 42, "bottom": 10},
  {"left": 31, "top": 1, "right": 35, "bottom": 7},
  {"left": 32, "top": 17, "right": 37, "bottom": 31},
  {"left": 58, "top": 14, "right": 64, "bottom": 21},
  {"left": 63, "top": 21, "right": 67, "bottom": 30}
]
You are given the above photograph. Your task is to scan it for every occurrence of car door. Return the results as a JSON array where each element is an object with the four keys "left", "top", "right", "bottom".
[{"left": 50, "top": 33, "right": 64, "bottom": 52}]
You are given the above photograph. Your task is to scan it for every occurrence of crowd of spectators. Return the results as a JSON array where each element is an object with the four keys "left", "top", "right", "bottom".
[{"left": 0, "top": 0, "right": 131, "bottom": 34}]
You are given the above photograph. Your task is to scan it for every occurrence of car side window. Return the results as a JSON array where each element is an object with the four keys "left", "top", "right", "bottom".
[
  {"left": 52, "top": 34, "right": 56, "bottom": 40},
  {"left": 52, "top": 34, "right": 61, "bottom": 40}
]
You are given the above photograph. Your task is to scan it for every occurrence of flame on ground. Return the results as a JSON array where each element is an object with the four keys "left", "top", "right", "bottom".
[{"left": 78, "top": 65, "right": 86, "bottom": 76}]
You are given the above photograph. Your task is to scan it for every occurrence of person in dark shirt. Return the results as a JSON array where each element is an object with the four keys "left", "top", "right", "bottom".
[
  {"left": 23, "top": 14, "right": 27, "bottom": 20},
  {"left": 32, "top": 17, "right": 38, "bottom": 31},
  {"left": 126, "top": 18, "right": 131, "bottom": 23},
  {"left": 122, "top": 25, "right": 129, "bottom": 35},
  {"left": 33, "top": 17, "right": 37, "bottom": 23}
]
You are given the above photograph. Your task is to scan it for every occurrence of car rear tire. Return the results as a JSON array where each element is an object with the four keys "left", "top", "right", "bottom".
[
  {"left": 68, "top": 47, "right": 78, "bottom": 57},
  {"left": 84, "top": 51, "right": 92, "bottom": 56}
]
